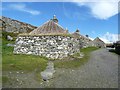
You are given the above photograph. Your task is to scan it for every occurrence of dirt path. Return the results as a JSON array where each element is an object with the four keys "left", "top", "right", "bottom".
[
  {"left": 48, "top": 48, "right": 118, "bottom": 88},
  {"left": 2, "top": 48, "right": 118, "bottom": 88}
]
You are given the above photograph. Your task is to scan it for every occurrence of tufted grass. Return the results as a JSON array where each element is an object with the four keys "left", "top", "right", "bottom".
[
  {"left": 2, "top": 76, "right": 9, "bottom": 84},
  {"left": 54, "top": 47, "right": 99, "bottom": 68},
  {"left": 2, "top": 37, "right": 48, "bottom": 72}
]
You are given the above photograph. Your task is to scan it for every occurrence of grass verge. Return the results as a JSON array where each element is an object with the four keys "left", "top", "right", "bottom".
[
  {"left": 2, "top": 38, "right": 48, "bottom": 72},
  {"left": 54, "top": 47, "right": 99, "bottom": 68},
  {"left": 2, "top": 76, "right": 9, "bottom": 84}
]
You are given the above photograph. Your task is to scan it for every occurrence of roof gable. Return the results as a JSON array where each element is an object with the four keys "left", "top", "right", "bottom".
[{"left": 94, "top": 37, "right": 105, "bottom": 43}]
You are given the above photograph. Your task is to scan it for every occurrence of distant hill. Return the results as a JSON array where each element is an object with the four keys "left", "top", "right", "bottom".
[{"left": 0, "top": 16, "right": 37, "bottom": 33}]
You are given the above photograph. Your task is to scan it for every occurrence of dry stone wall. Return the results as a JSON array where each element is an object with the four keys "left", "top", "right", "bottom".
[
  {"left": 14, "top": 35, "right": 80, "bottom": 59},
  {"left": 93, "top": 40, "right": 105, "bottom": 48},
  {"left": 80, "top": 39, "right": 94, "bottom": 48}
]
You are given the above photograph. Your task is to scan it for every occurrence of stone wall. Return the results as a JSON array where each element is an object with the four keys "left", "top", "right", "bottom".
[
  {"left": 80, "top": 39, "right": 94, "bottom": 48},
  {"left": 14, "top": 35, "right": 80, "bottom": 59},
  {"left": 72, "top": 33, "right": 95, "bottom": 48},
  {"left": 79, "top": 36, "right": 94, "bottom": 48},
  {"left": 93, "top": 40, "right": 105, "bottom": 48}
]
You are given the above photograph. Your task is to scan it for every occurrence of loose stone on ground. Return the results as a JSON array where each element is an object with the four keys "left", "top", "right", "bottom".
[{"left": 41, "top": 61, "right": 55, "bottom": 81}]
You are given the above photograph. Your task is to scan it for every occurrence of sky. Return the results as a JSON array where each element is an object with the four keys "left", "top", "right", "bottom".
[{"left": 2, "top": 1, "right": 119, "bottom": 43}]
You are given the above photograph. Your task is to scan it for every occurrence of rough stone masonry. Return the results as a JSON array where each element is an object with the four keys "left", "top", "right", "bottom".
[{"left": 14, "top": 35, "right": 80, "bottom": 59}]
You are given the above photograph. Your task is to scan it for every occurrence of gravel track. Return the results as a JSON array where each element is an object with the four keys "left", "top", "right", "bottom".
[{"left": 49, "top": 48, "right": 118, "bottom": 88}]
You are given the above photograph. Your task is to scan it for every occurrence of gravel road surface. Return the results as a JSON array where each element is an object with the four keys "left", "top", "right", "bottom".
[{"left": 48, "top": 48, "right": 118, "bottom": 88}]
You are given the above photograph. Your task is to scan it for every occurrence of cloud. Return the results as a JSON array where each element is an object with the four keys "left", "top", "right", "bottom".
[
  {"left": 73, "top": 0, "right": 119, "bottom": 20},
  {"left": 62, "top": 2, "right": 91, "bottom": 20},
  {"left": 99, "top": 32, "right": 120, "bottom": 43},
  {"left": 88, "top": 37, "right": 94, "bottom": 40},
  {"left": 8, "top": 3, "right": 40, "bottom": 15}
]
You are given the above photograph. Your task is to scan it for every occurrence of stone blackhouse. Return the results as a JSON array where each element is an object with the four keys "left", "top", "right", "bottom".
[{"left": 13, "top": 15, "right": 105, "bottom": 59}]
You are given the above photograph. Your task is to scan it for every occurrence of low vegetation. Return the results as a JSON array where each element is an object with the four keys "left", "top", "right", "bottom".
[
  {"left": 2, "top": 38, "right": 48, "bottom": 72},
  {"left": 2, "top": 31, "right": 18, "bottom": 41},
  {"left": 2, "top": 76, "right": 9, "bottom": 84},
  {"left": 54, "top": 47, "right": 99, "bottom": 68},
  {"left": 2, "top": 33, "right": 48, "bottom": 83}
]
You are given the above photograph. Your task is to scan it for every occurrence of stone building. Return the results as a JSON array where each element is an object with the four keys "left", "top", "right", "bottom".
[
  {"left": 14, "top": 15, "right": 81, "bottom": 59},
  {"left": 72, "top": 29, "right": 94, "bottom": 48},
  {"left": 79, "top": 34, "right": 94, "bottom": 48},
  {"left": 93, "top": 37, "right": 106, "bottom": 48}
]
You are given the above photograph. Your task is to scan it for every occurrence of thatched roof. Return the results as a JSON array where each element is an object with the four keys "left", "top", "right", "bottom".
[
  {"left": 93, "top": 37, "right": 105, "bottom": 43},
  {"left": 29, "top": 19, "right": 68, "bottom": 35}
]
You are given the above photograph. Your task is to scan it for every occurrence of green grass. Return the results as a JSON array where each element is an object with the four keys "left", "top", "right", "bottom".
[
  {"left": 54, "top": 47, "right": 99, "bottom": 68},
  {"left": 2, "top": 76, "right": 9, "bottom": 84},
  {"left": 80, "top": 46, "right": 99, "bottom": 53},
  {"left": 2, "top": 31, "right": 18, "bottom": 41},
  {"left": 2, "top": 36, "right": 48, "bottom": 72}
]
